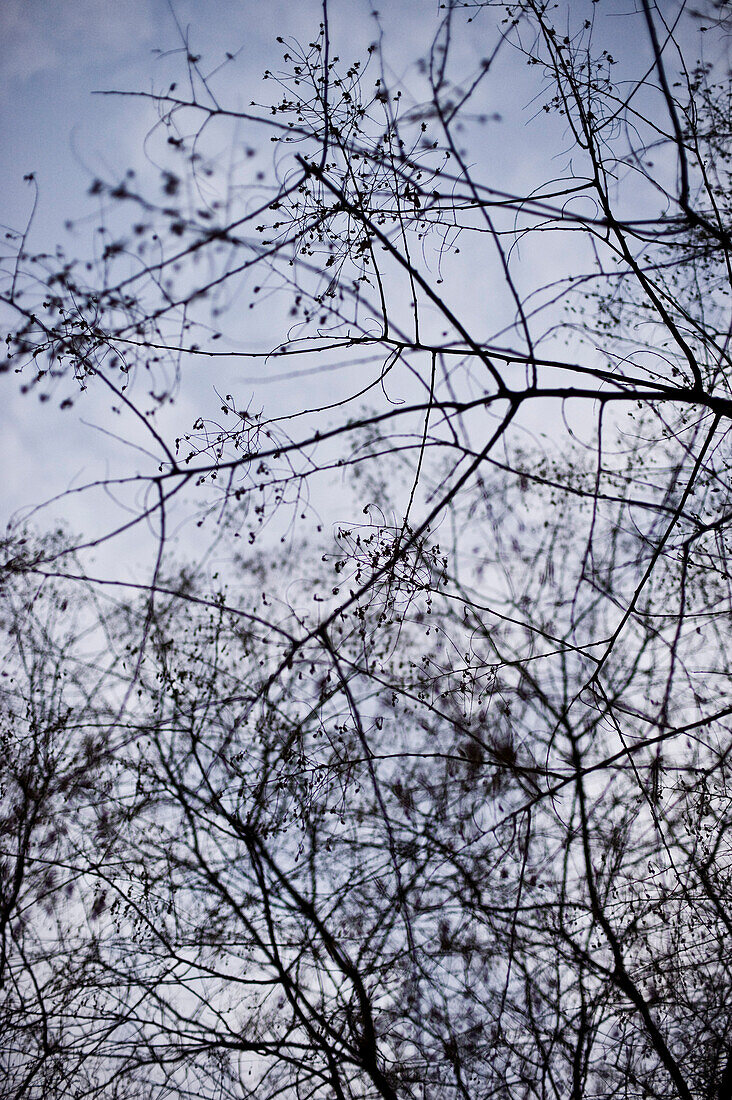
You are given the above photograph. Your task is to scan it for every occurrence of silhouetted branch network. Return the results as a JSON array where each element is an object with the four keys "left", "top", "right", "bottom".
[{"left": 3, "top": 1, "right": 732, "bottom": 1098}]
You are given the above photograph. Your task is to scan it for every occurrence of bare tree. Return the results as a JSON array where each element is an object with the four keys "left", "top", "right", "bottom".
[{"left": 3, "top": 1, "right": 732, "bottom": 1097}]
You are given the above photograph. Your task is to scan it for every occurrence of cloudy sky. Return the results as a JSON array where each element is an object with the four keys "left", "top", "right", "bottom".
[
  {"left": 1, "top": 0, "right": 448, "bottom": 230},
  {"left": 1, "top": 0, "right": 676, "bottom": 581},
  {"left": 0, "top": 0, "right": 501, "bottom": 554},
  {"left": 0, "top": 3, "right": 358, "bottom": 540}
]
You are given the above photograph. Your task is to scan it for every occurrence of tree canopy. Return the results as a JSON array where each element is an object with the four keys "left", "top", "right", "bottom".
[{"left": 3, "top": 2, "right": 732, "bottom": 1098}]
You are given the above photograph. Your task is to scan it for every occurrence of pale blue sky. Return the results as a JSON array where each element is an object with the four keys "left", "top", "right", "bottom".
[
  {"left": 1, "top": 0, "right": 450, "bottom": 559},
  {"left": 1, "top": 0, "right": 692, "bottom": 572}
]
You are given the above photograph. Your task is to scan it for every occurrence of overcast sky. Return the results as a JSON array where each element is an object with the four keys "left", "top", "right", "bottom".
[
  {"left": 0, "top": 4, "right": 350, "bottom": 542},
  {"left": 0, "top": 1, "right": 503, "bottom": 552},
  {"left": 0, "top": 2, "right": 439, "bottom": 513},
  {"left": 1, "top": 0, "right": 687, "bottom": 581}
]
